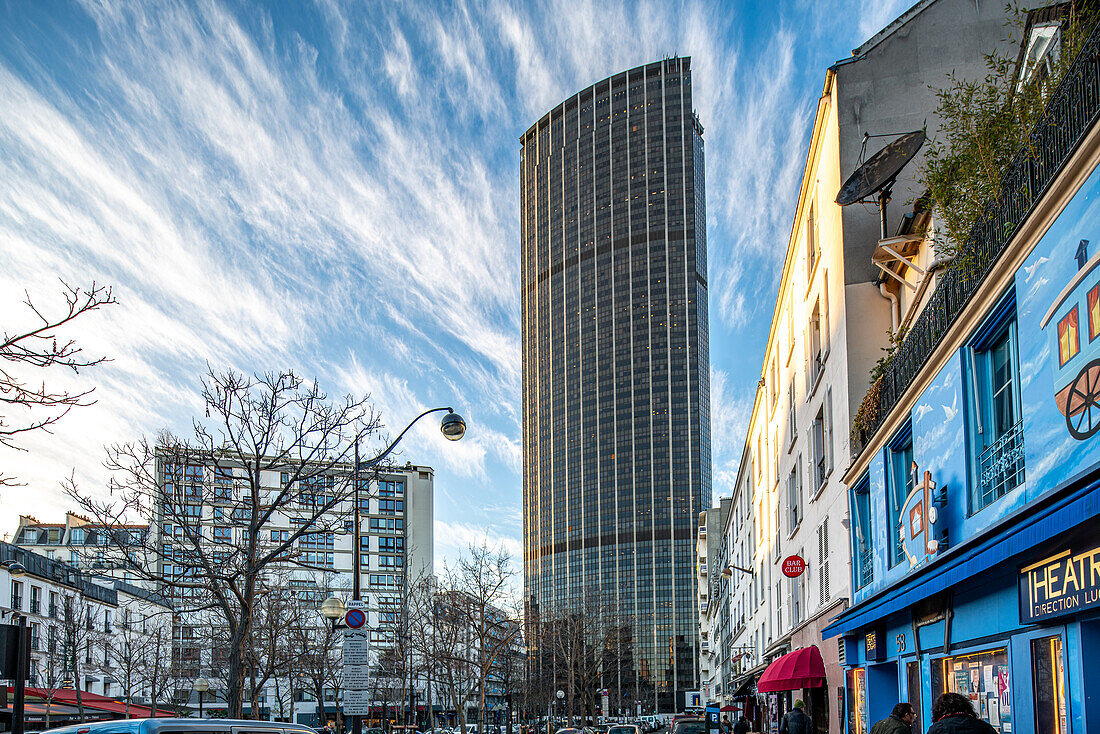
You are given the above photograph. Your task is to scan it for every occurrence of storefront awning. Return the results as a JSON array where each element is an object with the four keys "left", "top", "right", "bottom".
[
  {"left": 756, "top": 646, "right": 826, "bottom": 692},
  {"left": 822, "top": 472, "right": 1100, "bottom": 638}
]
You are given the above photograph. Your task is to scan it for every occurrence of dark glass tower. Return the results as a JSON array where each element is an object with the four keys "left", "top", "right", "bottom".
[{"left": 521, "top": 57, "right": 711, "bottom": 713}]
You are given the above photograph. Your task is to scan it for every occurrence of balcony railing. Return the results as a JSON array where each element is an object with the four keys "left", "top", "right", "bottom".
[
  {"left": 856, "top": 546, "right": 874, "bottom": 590},
  {"left": 853, "top": 19, "right": 1100, "bottom": 456},
  {"left": 977, "top": 421, "right": 1026, "bottom": 510},
  {"left": 11, "top": 595, "right": 21, "bottom": 612}
]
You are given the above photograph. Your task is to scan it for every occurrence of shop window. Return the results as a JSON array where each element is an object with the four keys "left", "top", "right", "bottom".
[
  {"left": 1031, "top": 635, "right": 1067, "bottom": 734},
  {"left": 970, "top": 295, "right": 1024, "bottom": 512},
  {"left": 930, "top": 648, "right": 1011, "bottom": 732},
  {"left": 850, "top": 476, "right": 873, "bottom": 589},
  {"left": 887, "top": 422, "right": 914, "bottom": 568}
]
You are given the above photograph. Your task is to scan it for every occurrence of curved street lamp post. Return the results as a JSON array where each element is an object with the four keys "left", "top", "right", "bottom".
[{"left": 339, "top": 408, "right": 466, "bottom": 734}]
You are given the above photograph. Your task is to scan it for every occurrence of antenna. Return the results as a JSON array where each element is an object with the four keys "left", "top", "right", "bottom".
[{"left": 836, "top": 130, "right": 926, "bottom": 239}]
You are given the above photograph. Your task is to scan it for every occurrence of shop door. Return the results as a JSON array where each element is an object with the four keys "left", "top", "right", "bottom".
[
  {"left": 804, "top": 687, "right": 828, "bottom": 734},
  {"left": 1031, "top": 635, "right": 1068, "bottom": 734},
  {"left": 906, "top": 661, "right": 922, "bottom": 733}
]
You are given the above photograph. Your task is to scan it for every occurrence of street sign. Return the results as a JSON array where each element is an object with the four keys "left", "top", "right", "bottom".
[
  {"left": 346, "top": 599, "right": 367, "bottom": 609},
  {"left": 342, "top": 629, "right": 369, "bottom": 666},
  {"left": 344, "top": 688, "right": 372, "bottom": 715},
  {"left": 345, "top": 608, "right": 367, "bottom": 629},
  {"left": 344, "top": 664, "right": 371, "bottom": 689}
]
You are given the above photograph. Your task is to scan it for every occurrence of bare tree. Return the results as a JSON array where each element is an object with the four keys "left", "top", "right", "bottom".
[
  {"left": 1, "top": 280, "right": 115, "bottom": 485},
  {"left": 428, "top": 544, "right": 522, "bottom": 731},
  {"left": 65, "top": 367, "right": 383, "bottom": 717}
]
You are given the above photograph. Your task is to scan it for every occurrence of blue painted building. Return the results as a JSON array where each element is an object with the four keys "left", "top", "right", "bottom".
[{"left": 823, "top": 18, "right": 1100, "bottom": 734}]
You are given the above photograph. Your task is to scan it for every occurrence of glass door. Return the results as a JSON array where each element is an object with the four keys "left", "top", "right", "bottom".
[
  {"left": 1032, "top": 635, "right": 1068, "bottom": 734},
  {"left": 906, "top": 661, "right": 922, "bottom": 733}
]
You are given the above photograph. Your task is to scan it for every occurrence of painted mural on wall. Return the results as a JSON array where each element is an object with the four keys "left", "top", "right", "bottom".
[{"left": 1017, "top": 161, "right": 1100, "bottom": 495}]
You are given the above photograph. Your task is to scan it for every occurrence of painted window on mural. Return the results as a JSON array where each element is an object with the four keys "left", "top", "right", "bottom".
[
  {"left": 1058, "top": 306, "right": 1079, "bottom": 366},
  {"left": 1089, "top": 283, "right": 1100, "bottom": 340},
  {"left": 931, "top": 648, "right": 1011, "bottom": 733}
]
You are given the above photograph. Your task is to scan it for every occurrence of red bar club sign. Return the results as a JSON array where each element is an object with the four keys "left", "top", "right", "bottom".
[{"left": 781, "top": 555, "right": 806, "bottom": 578}]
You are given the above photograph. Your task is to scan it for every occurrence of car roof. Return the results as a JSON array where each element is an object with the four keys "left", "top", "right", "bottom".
[{"left": 48, "top": 719, "right": 316, "bottom": 734}]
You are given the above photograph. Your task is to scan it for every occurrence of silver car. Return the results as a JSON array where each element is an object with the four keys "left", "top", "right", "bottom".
[{"left": 47, "top": 720, "right": 316, "bottom": 734}]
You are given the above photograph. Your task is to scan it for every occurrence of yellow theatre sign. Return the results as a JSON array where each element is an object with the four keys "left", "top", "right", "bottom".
[{"left": 1019, "top": 543, "right": 1100, "bottom": 623}]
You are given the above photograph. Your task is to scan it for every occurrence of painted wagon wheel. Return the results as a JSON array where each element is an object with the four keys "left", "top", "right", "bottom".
[{"left": 1067, "top": 358, "right": 1100, "bottom": 440}]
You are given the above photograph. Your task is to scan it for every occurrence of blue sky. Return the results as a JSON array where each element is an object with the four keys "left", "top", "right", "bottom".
[{"left": 0, "top": 0, "right": 907, "bottom": 567}]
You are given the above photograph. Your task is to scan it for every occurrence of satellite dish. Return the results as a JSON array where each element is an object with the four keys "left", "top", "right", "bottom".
[
  {"left": 836, "top": 130, "right": 925, "bottom": 240},
  {"left": 836, "top": 130, "right": 925, "bottom": 205}
]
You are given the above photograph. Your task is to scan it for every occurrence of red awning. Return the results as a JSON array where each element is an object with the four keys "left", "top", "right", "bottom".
[
  {"left": 719, "top": 705, "right": 740, "bottom": 712},
  {"left": 756, "top": 646, "right": 826, "bottom": 692},
  {"left": 10, "top": 687, "right": 176, "bottom": 718}
]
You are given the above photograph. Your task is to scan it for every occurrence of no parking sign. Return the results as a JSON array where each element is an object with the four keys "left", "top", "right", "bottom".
[{"left": 345, "top": 608, "right": 367, "bottom": 629}]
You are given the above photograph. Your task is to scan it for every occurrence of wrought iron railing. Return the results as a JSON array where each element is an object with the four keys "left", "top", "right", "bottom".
[
  {"left": 853, "top": 20, "right": 1100, "bottom": 456},
  {"left": 977, "top": 421, "right": 1026, "bottom": 509},
  {"left": 856, "top": 546, "right": 874, "bottom": 589}
]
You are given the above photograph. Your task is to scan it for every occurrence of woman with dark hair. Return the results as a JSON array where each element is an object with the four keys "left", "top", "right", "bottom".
[{"left": 925, "top": 693, "right": 997, "bottom": 734}]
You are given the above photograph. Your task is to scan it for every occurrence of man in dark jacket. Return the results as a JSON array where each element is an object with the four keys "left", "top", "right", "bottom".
[
  {"left": 870, "top": 703, "right": 915, "bottom": 734},
  {"left": 732, "top": 715, "right": 750, "bottom": 734},
  {"left": 778, "top": 700, "right": 811, "bottom": 734},
  {"left": 926, "top": 693, "right": 997, "bottom": 734}
]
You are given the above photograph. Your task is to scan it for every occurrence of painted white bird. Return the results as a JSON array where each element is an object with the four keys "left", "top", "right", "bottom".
[
  {"left": 943, "top": 389, "right": 958, "bottom": 422},
  {"left": 914, "top": 403, "right": 933, "bottom": 422},
  {"left": 1024, "top": 256, "right": 1049, "bottom": 283}
]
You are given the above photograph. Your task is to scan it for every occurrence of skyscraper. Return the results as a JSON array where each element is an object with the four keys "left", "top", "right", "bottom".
[{"left": 521, "top": 57, "right": 711, "bottom": 712}]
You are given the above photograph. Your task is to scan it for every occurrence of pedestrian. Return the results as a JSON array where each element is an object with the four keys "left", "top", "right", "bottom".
[
  {"left": 870, "top": 703, "right": 915, "bottom": 734},
  {"left": 720, "top": 715, "right": 731, "bottom": 734},
  {"left": 732, "top": 714, "right": 750, "bottom": 734},
  {"left": 926, "top": 693, "right": 997, "bottom": 734},
  {"left": 778, "top": 700, "right": 811, "bottom": 734}
]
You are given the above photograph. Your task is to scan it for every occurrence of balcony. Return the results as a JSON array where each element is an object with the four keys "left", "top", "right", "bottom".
[
  {"left": 852, "top": 19, "right": 1100, "bottom": 456},
  {"left": 977, "top": 421, "right": 1025, "bottom": 510},
  {"left": 10, "top": 595, "right": 21, "bottom": 612},
  {"left": 699, "top": 564, "right": 708, "bottom": 576},
  {"left": 699, "top": 602, "right": 708, "bottom": 615},
  {"left": 698, "top": 526, "right": 707, "bottom": 539},
  {"left": 29, "top": 600, "right": 40, "bottom": 615},
  {"left": 701, "top": 640, "right": 710, "bottom": 654},
  {"left": 48, "top": 603, "right": 57, "bottom": 619}
]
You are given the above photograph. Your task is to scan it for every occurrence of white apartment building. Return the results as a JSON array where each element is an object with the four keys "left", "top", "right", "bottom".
[
  {"left": 696, "top": 499, "right": 731, "bottom": 703},
  {"left": 14, "top": 512, "right": 150, "bottom": 583},
  {"left": 153, "top": 456, "right": 433, "bottom": 723},
  {"left": 0, "top": 541, "right": 172, "bottom": 704}
]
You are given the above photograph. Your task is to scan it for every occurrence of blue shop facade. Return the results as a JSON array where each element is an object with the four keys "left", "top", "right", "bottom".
[{"left": 824, "top": 137, "right": 1100, "bottom": 731}]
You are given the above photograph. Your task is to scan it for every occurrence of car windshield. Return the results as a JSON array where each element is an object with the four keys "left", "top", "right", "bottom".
[{"left": 609, "top": 727, "right": 636, "bottom": 734}]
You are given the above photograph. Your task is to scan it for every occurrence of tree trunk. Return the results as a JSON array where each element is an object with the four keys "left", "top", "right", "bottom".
[{"left": 228, "top": 591, "right": 255, "bottom": 718}]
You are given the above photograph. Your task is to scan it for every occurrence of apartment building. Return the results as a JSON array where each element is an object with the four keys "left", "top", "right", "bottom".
[
  {"left": 0, "top": 540, "right": 172, "bottom": 704},
  {"left": 15, "top": 512, "right": 150, "bottom": 582},
  {"left": 697, "top": 498, "right": 731, "bottom": 703},
  {"left": 826, "top": 10, "right": 1100, "bottom": 734},
  {"left": 712, "top": 1, "right": 1015, "bottom": 731}
]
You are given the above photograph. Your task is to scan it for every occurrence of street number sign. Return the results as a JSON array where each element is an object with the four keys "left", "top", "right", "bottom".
[
  {"left": 781, "top": 555, "right": 806, "bottom": 578},
  {"left": 345, "top": 608, "right": 366, "bottom": 629}
]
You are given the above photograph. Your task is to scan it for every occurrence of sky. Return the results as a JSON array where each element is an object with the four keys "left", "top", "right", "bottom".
[{"left": 0, "top": 0, "right": 909, "bottom": 570}]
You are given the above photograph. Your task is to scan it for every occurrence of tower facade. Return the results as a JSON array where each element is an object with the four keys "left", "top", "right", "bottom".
[{"left": 521, "top": 57, "right": 711, "bottom": 712}]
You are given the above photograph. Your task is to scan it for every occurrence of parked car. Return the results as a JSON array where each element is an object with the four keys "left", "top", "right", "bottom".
[
  {"left": 669, "top": 718, "right": 706, "bottom": 734},
  {"left": 608, "top": 725, "right": 642, "bottom": 734}
]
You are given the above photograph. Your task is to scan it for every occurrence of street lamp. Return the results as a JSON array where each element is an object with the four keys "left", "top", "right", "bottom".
[
  {"left": 321, "top": 596, "right": 345, "bottom": 629},
  {"left": 1, "top": 560, "right": 26, "bottom": 578},
  {"left": 193, "top": 677, "right": 210, "bottom": 719},
  {"left": 348, "top": 407, "right": 467, "bottom": 734},
  {"left": 720, "top": 565, "right": 754, "bottom": 579}
]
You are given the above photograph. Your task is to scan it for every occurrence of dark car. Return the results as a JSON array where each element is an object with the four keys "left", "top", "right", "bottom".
[
  {"left": 47, "top": 720, "right": 316, "bottom": 734},
  {"left": 670, "top": 718, "right": 707, "bottom": 734}
]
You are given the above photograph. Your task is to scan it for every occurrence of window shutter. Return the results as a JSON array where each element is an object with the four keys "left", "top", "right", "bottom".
[
  {"left": 826, "top": 388, "right": 834, "bottom": 473},
  {"left": 819, "top": 518, "right": 831, "bottom": 605}
]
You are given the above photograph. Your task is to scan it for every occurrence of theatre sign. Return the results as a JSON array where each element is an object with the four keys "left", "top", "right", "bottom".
[{"left": 1019, "top": 542, "right": 1100, "bottom": 623}]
